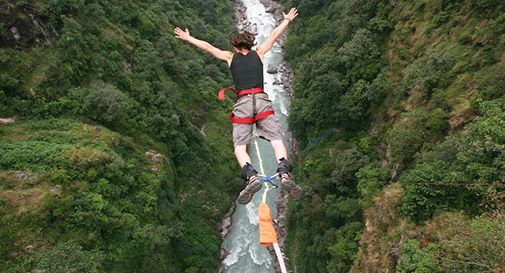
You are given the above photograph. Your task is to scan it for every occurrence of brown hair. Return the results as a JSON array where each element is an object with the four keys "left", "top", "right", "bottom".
[{"left": 229, "top": 32, "right": 255, "bottom": 50}]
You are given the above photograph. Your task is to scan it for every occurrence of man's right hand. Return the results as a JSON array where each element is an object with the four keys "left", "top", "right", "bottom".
[{"left": 174, "top": 27, "right": 191, "bottom": 41}]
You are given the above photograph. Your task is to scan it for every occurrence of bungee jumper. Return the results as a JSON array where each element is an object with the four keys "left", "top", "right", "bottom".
[{"left": 174, "top": 8, "right": 301, "bottom": 204}]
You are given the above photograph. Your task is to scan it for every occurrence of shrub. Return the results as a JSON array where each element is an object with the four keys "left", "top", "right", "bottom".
[
  {"left": 399, "top": 160, "right": 482, "bottom": 223},
  {"left": 425, "top": 108, "right": 447, "bottom": 134},
  {"left": 397, "top": 52, "right": 453, "bottom": 102},
  {"left": 78, "top": 81, "right": 136, "bottom": 128},
  {"left": 396, "top": 240, "right": 441, "bottom": 273},
  {"left": 337, "top": 29, "right": 383, "bottom": 82},
  {"left": 34, "top": 241, "right": 103, "bottom": 273},
  {"left": 386, "top": 123, "right": 426, "bottom": 163},
  {"left": 0, "top": 141, "right": 69, "bottom": 172},
  {"left": 428, "top": 212, "right": 505, "bottom": 272},
  {"left": 477, "top": 63, "right": 505, "bottom": 100},
  {"left": 0, "top": 200, "right": 16, "bottom": 261},
  {"left": 327, "top": 222, "right": 364, "bottom": 273},
  {"left": 330, "top": 147, "right": 370, "bottom": 192},
  {"left": 472, "top": 0, "right": 505, "bottom": 11},
  {"left": 357, "top": 161, "right": 390, "bottom": 207}
]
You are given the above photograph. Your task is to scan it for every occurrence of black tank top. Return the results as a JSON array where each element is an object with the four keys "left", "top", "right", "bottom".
[{"left": 230, "top": 50, "right": 264, "bottom": 91}]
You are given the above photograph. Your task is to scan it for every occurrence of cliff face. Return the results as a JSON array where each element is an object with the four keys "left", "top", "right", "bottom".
[
  {"left": 277, "top": 0, "right": 505, "bottom": 272},
  {"left": 0, "top": 1, "right": 57, "bottom": 48},
  {"left": 0, "top": 1, "right": 241, "bottom": 272}
]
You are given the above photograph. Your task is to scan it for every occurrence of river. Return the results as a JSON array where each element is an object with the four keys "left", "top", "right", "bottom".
[{"left": 221, "top": 0, "right": 292, "bottom": 272}]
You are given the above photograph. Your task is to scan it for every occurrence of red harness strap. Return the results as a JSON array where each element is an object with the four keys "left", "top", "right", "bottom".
[
  {"left": 218, "top": 87, "right": 265, "bottom": 101},
  {"left": 217, "top": 87, "right": 275, "bottom": 124},
  {"left": 229, "top": 110, "right": 275, "bottom": 124},
  {"left": 218, "top": 87, "right": 236, "bottom": 101}
]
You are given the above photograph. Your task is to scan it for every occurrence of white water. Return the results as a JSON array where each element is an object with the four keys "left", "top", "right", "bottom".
[{"left": 221, "top": 1, "right": 291, "bottom": 272}]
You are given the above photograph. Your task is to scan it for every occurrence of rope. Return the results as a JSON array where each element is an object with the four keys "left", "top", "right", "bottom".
[
  {"left": 254, "top": 139, "right": 266, "bottom": 175},
  {"left": 262, "top": 182, "right": 269, "bottom": 204},
  {"left": 398, "top": 181, "right": 505, "bottom": 187},
  {"left": 254, "top": 138, "right": 287, "bottom": 273},
  {"left": 273, "top": 243, "right": 288, "bottom": 273},
  {"left": 260, "top": 181, "right": 288, "bottom": 273}
]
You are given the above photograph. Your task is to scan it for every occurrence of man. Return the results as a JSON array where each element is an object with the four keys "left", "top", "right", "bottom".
[{"left": 175, "top": 8, "right": 301, "bottom": 204}]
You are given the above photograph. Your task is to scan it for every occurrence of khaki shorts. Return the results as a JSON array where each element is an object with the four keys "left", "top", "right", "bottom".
[{"left": 232, "top": 93, "right": 283, "bottom": 146}]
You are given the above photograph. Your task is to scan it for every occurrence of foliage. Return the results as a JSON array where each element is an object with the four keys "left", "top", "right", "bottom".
[
  {"left": 432, "top": 213, "right": 505, "bottom": 272},
  {"left": 396, "top": 52, "right": 454, "bottom": 102},
  {"left": 34, "top": 241, "right": 104, "bottom": 273},
  {"left": 326, "top": 222, "right": 363, "bottom": 272},
  {"left": 288, "top": 18, "right": 386, "bottom": 145},
  {"left": 357, "top": 161, "right": 390, "bottom": 207},
  {"left": 386, "top": 122, "right": 426, "bottom": 164},
  {"left": 396, "top": 240, "right": 441, "bottom": 273},
  {"left": 286, "top": 140, "right": 367, "bottom": 273},
  {"left": 281, "top": 0, "right": 505, "bottom": 272},
  {"left": 400, "top": 98, "right": 505, "bottom": 222},
  {"left": 0, "top": 0, "right": 239, "bottom": 272},
  {"left": 77, "top": 81, "right": 137, "bottom": 128}
]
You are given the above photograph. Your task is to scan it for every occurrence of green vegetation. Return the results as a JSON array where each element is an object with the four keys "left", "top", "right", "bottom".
[
  {"left": 1, "top": 1, "right": 241, "bottom": 272},
  {"left": 396, "top": 240, "right": 441, "bottom": 273},
  {"left": 280, "top": 0, "right": 505, "bottom": 272},
  {"left": 3, "top": 0, "right": 505, "bottom": 272}
]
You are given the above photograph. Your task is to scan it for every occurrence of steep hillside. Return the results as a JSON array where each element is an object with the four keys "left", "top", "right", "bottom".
[
  {"left": 279, "top": 0, "right": 505, "bottom": 272},
  {"left": 0, "top": 1, "right": 241, "bottom": 272}
]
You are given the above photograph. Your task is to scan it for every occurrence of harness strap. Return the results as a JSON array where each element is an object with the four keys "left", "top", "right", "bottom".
[
  {"left": 218, "top": 87, "right": 264, "bottom": 101},
  {"left": 229, "top": 110, "right": 275, "bottom": 124},
  {"left": 237, "top": 87, "right": 264, "bottom": 98},
  {"left": 218, "top": 87, "right": 272, "bottom": 124},
  {"left": 218, "top": 87, "right": 236, "bottom": 101}
]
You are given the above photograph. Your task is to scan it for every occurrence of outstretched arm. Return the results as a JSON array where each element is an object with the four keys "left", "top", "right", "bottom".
[
  {"left": 174, "top": 27, "right": 233, "bottom": 64},
  {"left": 256, "top": 8, "right": 298, "bottom": 57}
]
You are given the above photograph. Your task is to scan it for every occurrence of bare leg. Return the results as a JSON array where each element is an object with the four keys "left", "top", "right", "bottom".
[
  {"left": 270, "top": 139, "right": 288, "bottom": 163},
  {"left": 234, "top": 144, "right": 252, "bottom": 167}
]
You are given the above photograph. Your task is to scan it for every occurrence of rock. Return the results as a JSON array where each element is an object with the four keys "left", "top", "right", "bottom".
[
  {"left": 250, "top": 23, "right": 258, "bottom": 35},
  {"left": 24, "top": 245, "right": 34, "bottom": 253},
  {"left": 145, "top": 151, "right": 162, "bottom": 163},
  {"left": 220, "top": 248, "right": 229, "bottom": 259},
  {"left": 146, "top": 150, "right": 162, "bottom": 173},
  {"left": 267, "top": 64, "right": 278, "bottom": 74},
  {"left": 265, "top": 6, "right": 276, "bottom": 13},
  {"left": 15, "top": 171, "right": 27, "bottom": 179},
  {"left": 0, "top": 117, "right": 16, "bottom": 125},
  {"left": 390, "top": 163, "right": 404, "bottom": 181},
  {"left": 10, "top": 27, "right": 21, "bottom": 41},
  {"left": 123, "top": 60, "right": 132, "bottom": 72}
]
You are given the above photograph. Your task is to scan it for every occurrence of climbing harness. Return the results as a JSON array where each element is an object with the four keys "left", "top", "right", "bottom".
[
  {"left": 257, "top": 173, "right": 288, "bottom": 273},
  {"left": 217, "top": 87, "right": 275, "bottom": 124}
]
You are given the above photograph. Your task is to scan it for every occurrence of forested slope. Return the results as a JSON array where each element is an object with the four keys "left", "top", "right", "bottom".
[
  {"left": 0, "top": 1, "right": 242, "bottom": 272},
  {"left": 279, "top": 0, "right": 505, "bottom": 272}
]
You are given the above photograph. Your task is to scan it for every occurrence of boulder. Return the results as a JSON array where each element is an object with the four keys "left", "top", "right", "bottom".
[
  {"left": 265, "top": 6, "right": 276, "bottom": 13},
  {"left": 0, "top": 117, "right": 16, "bottom": 125},
  {"left": 267, "top": 64, "right": 278, "bottom": 74}
]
